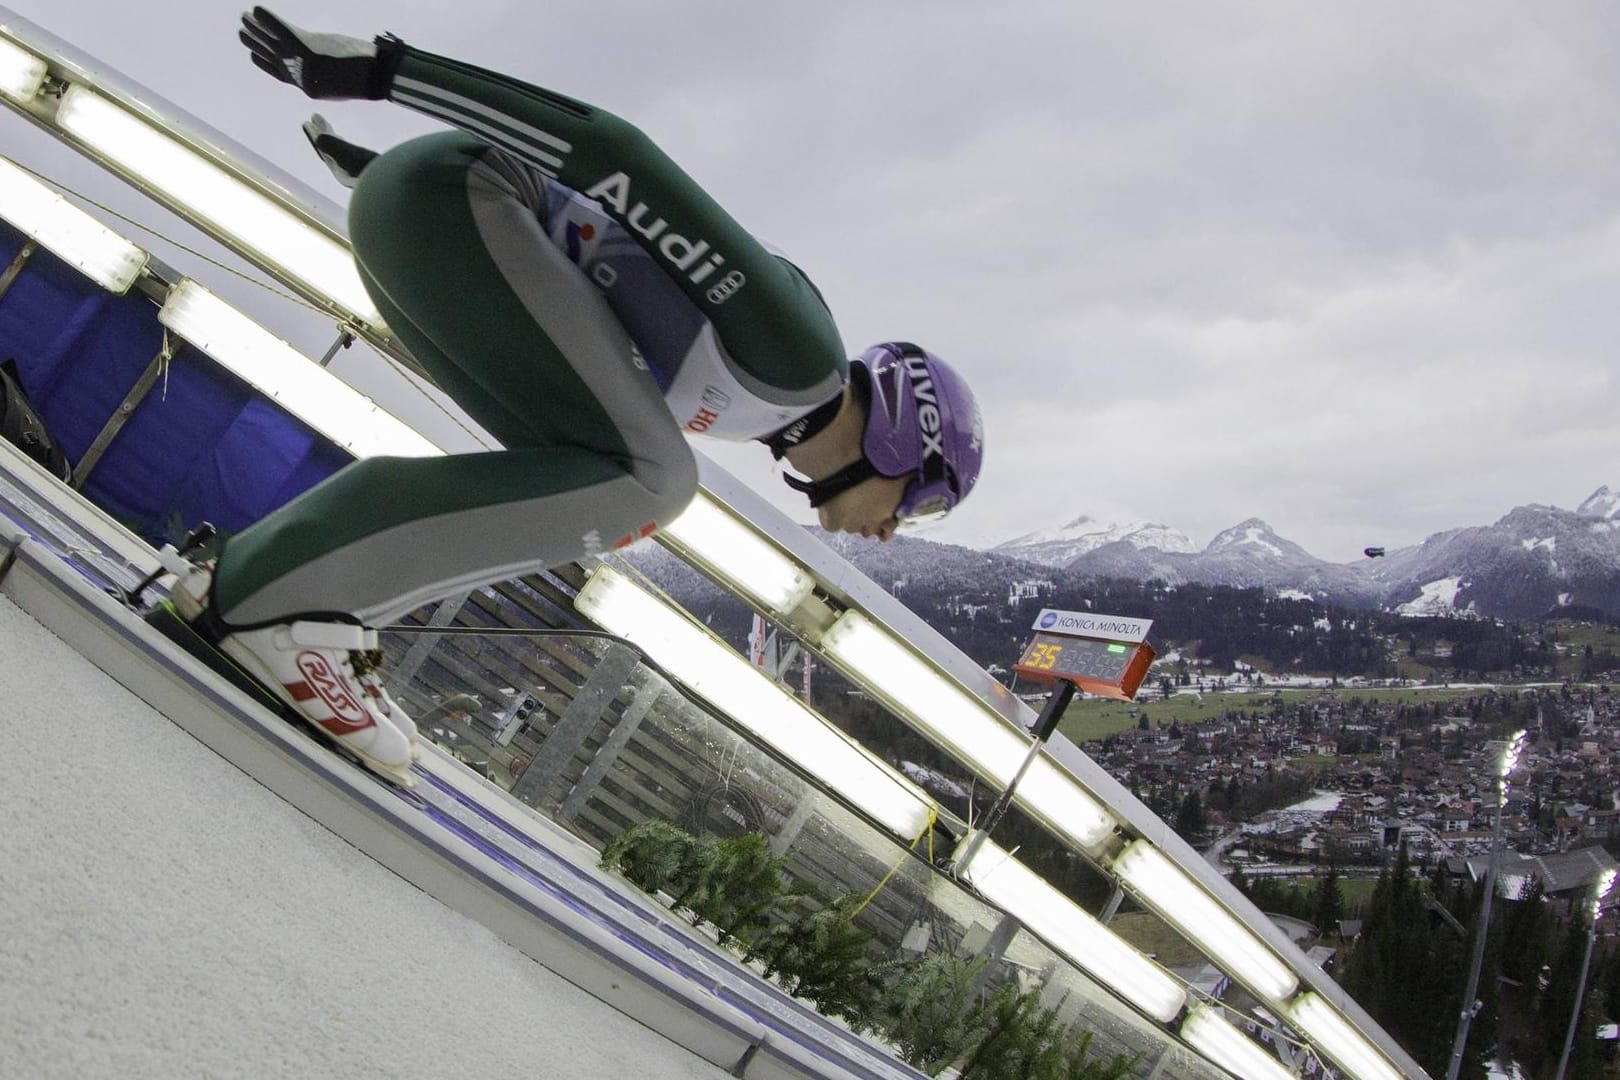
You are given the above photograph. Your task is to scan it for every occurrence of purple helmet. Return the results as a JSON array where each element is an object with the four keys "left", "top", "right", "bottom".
[
  {"left": 777, "top": 342, "right": 983, "bottom": 526},
  {"left": 856, "top": 343, "right": 983, "bottom": 525}
]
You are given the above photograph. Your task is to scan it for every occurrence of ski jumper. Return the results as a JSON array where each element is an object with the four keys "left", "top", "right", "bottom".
[{"left": 209, "top": 45, "right": 848, "bottom": 628}]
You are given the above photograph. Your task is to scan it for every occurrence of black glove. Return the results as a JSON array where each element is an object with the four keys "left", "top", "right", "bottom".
[
  {"left": 302, "top": 114, "right": 378, "bottom": 189},
  {"left": 238, "top": 7, "right": 402, "bottom": 100}
]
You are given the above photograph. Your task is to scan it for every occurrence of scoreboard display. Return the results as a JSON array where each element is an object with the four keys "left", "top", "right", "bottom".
[{"left": 1013, "top": 608, "right": 1156, "bottom": 700}]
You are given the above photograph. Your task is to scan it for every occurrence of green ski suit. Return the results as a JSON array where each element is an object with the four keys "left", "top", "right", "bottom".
[{"left": 212, "top": 44, "right": 847, "bottom": 627}]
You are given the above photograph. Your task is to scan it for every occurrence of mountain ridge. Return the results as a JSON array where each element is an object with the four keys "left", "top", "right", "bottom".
[{"left": 961, "top": 485, "right": 1620, "bottom": 619}]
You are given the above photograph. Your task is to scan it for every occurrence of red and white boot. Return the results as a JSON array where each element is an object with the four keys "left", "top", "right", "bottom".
[{"left": 168, "top": 563, "right": 419, "bottom": 785}]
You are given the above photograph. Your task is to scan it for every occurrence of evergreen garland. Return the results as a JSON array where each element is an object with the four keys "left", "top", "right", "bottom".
[
  {"left": 875, "top": 951, "right": 988, "bottom": 1074},
  {"left": 599, "top": 819, "right": 702, "bottom": 897},
  {"left": 956, "top": 981, "right": 1132, "bottom": 1080},
  {"left": 751, "top": 893, "right": 886, "bottom": 1030},
  {"left": 601, "top": 821, "right": 1134, "bottom": 1076},
  {"left": 694, "top": 831, "right": 788, "bottom": 944}
]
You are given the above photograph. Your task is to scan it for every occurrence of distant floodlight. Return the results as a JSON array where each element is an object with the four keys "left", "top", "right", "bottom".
[
  {"left": 1595, "top": 869, "right": 1618, "bottom": 921},
  {"left": 1499, "top": 729, "right": 1527, "bottom": 781}
]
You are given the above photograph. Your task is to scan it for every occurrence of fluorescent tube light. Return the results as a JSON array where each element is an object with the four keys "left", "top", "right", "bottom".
[
  {"left": 1014, "top": 756, "right": 1117, "bottom": 854},
  {"left": 1285, "top": 993, "right": 1403, "bottom": 1080},
  {"left": 819, "top": 610, "right": 1115, "bottom": 851},
  {"left": 1180, "top": 1006, "right": 1295, "bottom": 1080},
  {"left": 0, "top": 156, "right": 148, "bottom": 292},
  {"left": 0, "top": 36, "right": 46, "bottom": 101},
  {"left": 1112, "top": 840, "right": 1297, "bottom": 1003},
  {"left": 574, "top": 564, "right": 937, "bottom": 840},
  {"left": 661, "top": 493, "right": 815, "bottom": 614},
  {"left": 55, "top": 85, "right": 382, "bottom": 325},
  {"left": 158, "top": 279, "right": 439, "bottom": 459},
  {"left": 958, "top": 839, "right": 1185, "bottom": 1023}
]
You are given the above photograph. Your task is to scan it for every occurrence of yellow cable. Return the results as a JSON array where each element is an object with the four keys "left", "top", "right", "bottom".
[{"left": 851, "top": 806, "right": 938, "bottom": 918}]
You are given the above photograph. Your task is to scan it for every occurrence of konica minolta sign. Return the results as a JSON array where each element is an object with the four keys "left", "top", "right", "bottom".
[{"left": 1031, "top": 608, "right": 1152, "bottom": 644}]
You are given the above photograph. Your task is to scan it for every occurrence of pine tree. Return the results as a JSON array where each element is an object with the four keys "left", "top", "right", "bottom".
[
  {"left": 1174, "top": 792, "right": 1205, "bottom": 843},
  {"left": 1340, "top": 844, "right": 1468, "bottom": 1074},
  {"left": 1313, "top": 864, "right": 1345, "bottom": 937},
  {"left": 1540, "top": 919, "right": 1590, "bottom": 1067}
]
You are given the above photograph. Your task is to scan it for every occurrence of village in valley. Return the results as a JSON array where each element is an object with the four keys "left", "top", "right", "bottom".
[{"left": 1076, "top": 671, "right": 1620, "bottom": 926}]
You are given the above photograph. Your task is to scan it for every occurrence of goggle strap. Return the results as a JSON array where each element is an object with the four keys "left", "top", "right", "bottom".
[
  {"left": 782, "top": 458, "right": 880, "bottom": 508},
  {"left": 762, "top": 391, "right": 847, "bottom": 461}
]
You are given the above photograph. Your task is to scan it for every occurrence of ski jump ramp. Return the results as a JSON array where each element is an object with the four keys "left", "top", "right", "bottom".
[{"left": 0, "top": 10, "right": 1430, "bottom": 1079}]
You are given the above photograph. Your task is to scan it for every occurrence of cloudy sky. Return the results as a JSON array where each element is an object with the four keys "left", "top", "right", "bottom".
[{"left": 4, "top": 1, "right": 1616, "bottom": 562}]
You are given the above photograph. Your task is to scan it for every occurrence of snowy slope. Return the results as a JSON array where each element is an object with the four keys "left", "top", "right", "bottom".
[
  {"left": 1577, "top": 485, "right": 1620, "bottom": 520},
  {"left": 0, "top": 595, "right": 732, "bottom": 1080}
]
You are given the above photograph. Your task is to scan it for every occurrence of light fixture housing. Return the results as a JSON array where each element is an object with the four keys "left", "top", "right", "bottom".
[
  {"left": 660, "top": 493, "right": 815, "bottom": 615},
  {"left": 0, "top": 35, "right": 45, "bottom": 102},
  {"left": 574, "top": 564, "right": 937, "bottom": 841},
  {"left": 820, "top": 609, "right": 1116, "bottom": 852},
  {"left": 1179, "top": 1006, "right": 1296, "bottom": 1080},
  {"left": 1285, "top": 992, "right": 1403, "bottom": 1080},
  {"left": 1112, "top": 839, "right": 1298, "bottom": 1003},
  {"left": 54, "top": 85, "right": 382, "bottom": 326},
  {"left": 157, "top": 279, "right": 439, "bottom": 459},
  {"left": 0, "top": 156, "right": 148, "bottom": 293},
  {"left": 957, "top": 838, "right": 1186, "bottom": 1023}
]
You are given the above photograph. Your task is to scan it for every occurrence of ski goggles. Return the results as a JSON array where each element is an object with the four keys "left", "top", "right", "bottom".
[{"left": 892, "top": 478, "right": 956, "bottom": 532}]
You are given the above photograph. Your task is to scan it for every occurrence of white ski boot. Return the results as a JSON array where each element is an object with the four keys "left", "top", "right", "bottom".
[{"left": 167, "top": 561, "right": 420, "bottom": 785}]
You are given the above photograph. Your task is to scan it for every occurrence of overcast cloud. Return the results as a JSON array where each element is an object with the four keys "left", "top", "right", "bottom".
[{"left": 4, "top": 1, "right": 1616, "bottom": 561}]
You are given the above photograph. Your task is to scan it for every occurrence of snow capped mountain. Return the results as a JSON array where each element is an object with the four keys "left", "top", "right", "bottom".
[
  {"left": 1063, "top": 517, "right": 1374, "bottom": 602},
  {"left": 636, "top": 485, "right": 1620, "bottom": 625},
  {"left": 993, "top": 514, "right": 1196, "bottom": 567},
  {"left": 1203, "top": 518, "right": 1316, "bottom": 561},
  {"left": 1361, "top": 502, "right": 1620, "bottom": 618},
  {"left": 980, "top": 487, "right": 1620, "bottom": 619},
  {"left": 1577, "top": 485, "right": 1620, "bottom": 520}
]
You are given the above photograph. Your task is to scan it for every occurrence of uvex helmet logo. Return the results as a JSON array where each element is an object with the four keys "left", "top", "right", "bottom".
[
  {"left": 296, "top": 651, "right": 372, "bottom": 734},
  {"left": 904, "top": 354, "right": 946, "bottom": 463}
]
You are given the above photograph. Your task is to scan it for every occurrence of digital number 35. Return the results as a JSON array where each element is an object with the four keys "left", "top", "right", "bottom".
[{"left": 1024, "top": 643, "right": 1062, "bottom": 670}]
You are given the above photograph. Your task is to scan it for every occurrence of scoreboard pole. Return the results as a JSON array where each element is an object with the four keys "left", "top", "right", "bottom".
[
  {"left": 952, "top": 678, "right": 1077, "bottom": 874},
  {"left": 952, "top": 607, "right": 1153, "bottom": 877}
]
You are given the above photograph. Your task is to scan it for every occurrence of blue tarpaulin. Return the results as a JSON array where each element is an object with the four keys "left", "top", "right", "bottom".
[{"left": 0, "top": 220, "right": 351, "bottom": 548}]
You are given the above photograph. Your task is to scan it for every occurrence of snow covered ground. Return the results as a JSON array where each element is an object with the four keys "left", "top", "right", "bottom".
[
  {"left": 0, "top": 596, "right": 732, "bottom": 1079},
  {"left": 1286, "top": 791, "right": 1346, "bottom": 815}
]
